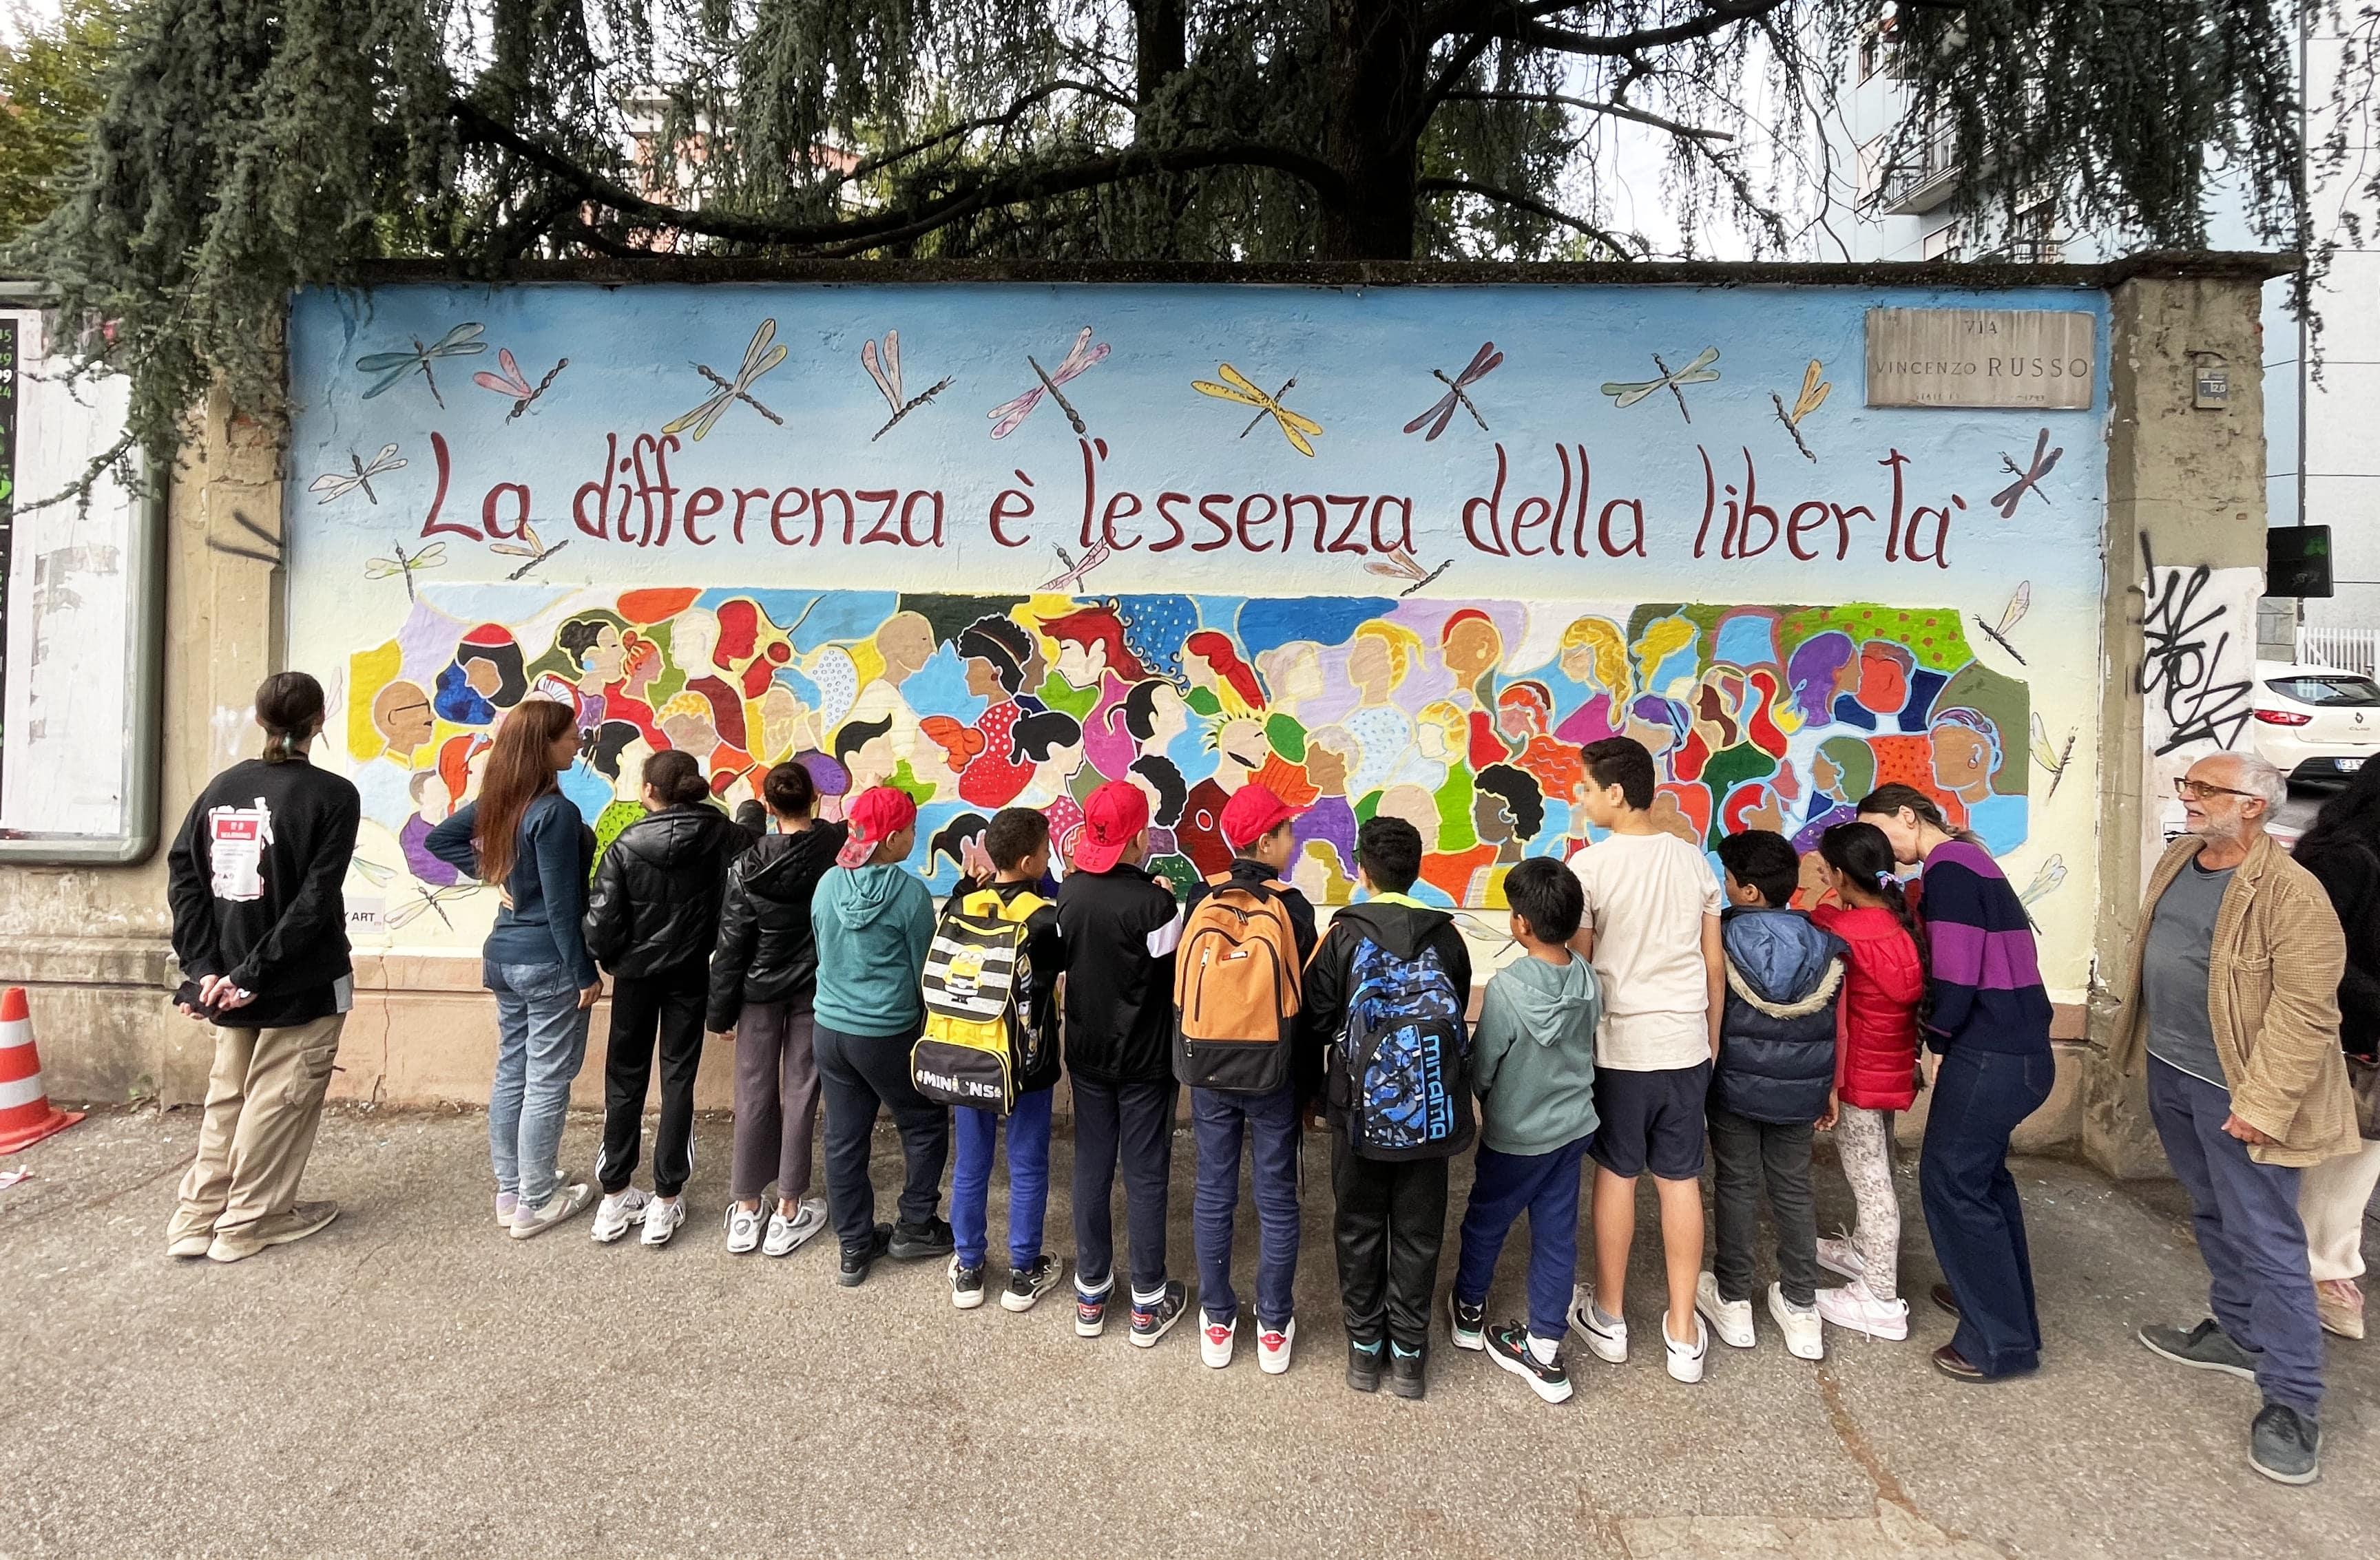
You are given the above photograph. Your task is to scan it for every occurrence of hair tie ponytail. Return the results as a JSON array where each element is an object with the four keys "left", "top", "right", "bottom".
[{"left": 1875, "top": 868, "right": 1895, "bottom": 887}]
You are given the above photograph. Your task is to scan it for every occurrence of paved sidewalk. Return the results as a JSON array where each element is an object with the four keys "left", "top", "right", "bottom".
[{"left": 1, "top": 1107, "right": 2373, "bottom": 1559}]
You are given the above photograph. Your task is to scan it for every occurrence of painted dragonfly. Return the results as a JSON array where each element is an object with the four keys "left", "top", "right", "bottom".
[
  {"left": 364, "top": 539, "right": 447, "bottom": 602},
  {"left": 1041, "top": 540, "right": 1113, "bottom": 592},
  {"left": 490, "top": 520, "right": 570, "bottom": 580},
  {"left": 388, "top": 883, "right": 484, "bottom": 932},
  {"left": 989, "top": 326, "right": 1109, "bottom": 439},
  {"left": 308, "top": 443, "right": 406, "bottom": 506},
  {"left": 473, "top": 349, "right": 568, "bottom": 421},
  {"left": 860, "top": 330, "right": 952, "bottom": 441},
  {"left": 1990, "top": 428, "right": 2064, "bottom": 518},
  {"left": 2018, "top": 853, "right": 2067, "bottom": 909},
  {"left": 2030, "top": 711, "right": 2077, "bottom": 802},
  {"left": 357, "top": 322, "right": 488, "bottom": 407},
  {"left": 664, "top": 319, "right": 787, "bottom": 441},
  {"left": 1771, "top": 359, "right": 1831, "bottom": 461},
  {"left": 1600, "top": 345, "right": 1721, "bottom": 422},
  {"left": 1364, "top": 545, "right": 1452, "bottom": 598},
  {"left": 1192, "top": 363, "right": 1323, "bottom": 457},
  {"left": 1977, "top": 580, "right": 2032, "bottom": 664},
  {"left": 1403, "top": 341, "right": 1503, "bottom": 440}
]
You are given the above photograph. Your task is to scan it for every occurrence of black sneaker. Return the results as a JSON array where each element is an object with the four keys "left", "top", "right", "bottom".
[
  {"left": 1129, "top": 1280, "right": 1189, "bottom": 1348},
  {"left": 1076, "top": 1289, "right": 1110, "bottom": 1338},
  {"left": 2138, "top": 1318, "right": 2257, "bottom": 1380},
  {"left": 1487, "top": 1322, "right": 1574, "bottom": 1404},
  {"left": 890, "top": 1216, "right": 954, "bottom": 1261},
  {"left": 1002, "top": 1252, "right": 1064, "bottom": 1312},
  {"left": 837, "top": 1223, "right": 892, "bottom": 1287},
  {"left": 1346, "top": 1339, "right": 1384, "bottom": 1393},
  {"left": 1451, "top": 1296, "right": 1487, "bottom": 1352},
  {"left": 950, "top": 1256, "right": 987, "bottom": 1309},
  {"left": 1388, "top": 1344, "right": 1428, "bottom": 1400},
  {"left": 2250, "top": 1402, "right": 2321, "bottom": 1485}
]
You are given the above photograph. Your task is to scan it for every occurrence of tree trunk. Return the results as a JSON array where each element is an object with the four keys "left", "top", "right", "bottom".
[
  {"left": 1132, "top": 0, "right": 1187, "bottom": 137},
  {"left": 1316, "top": 0, "right": 1426, "bottom": 260}
]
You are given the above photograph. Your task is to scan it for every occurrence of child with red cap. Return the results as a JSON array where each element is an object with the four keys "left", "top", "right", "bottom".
[
  {"left": 1177, "top": 781, "right": 1317, "bottom": 1375},
  {"left": 810, "top": 785, "right": 949, "bottom": 1287},
  {"left": 1057, "top": 781, "right": 1191, "bottom": 1345}
]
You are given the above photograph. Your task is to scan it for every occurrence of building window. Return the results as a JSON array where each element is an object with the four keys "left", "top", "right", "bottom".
[
  {"left": 1858, "top": 12, "right": 1900, "bottom": 82},
  {"left": 1856, "top": 136, "right": 1886, "bottom": 204},
  {"left": 1923, "top": 225, "right": 1962, "bottom": 263},
  {"left": 2012, "top": 198, "right": 2063, "bottom": 264}
]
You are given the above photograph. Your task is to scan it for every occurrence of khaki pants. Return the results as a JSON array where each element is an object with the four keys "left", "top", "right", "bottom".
[
  {"left": 2301, "top": 1136, "right": 2380, "bottom": 1283},
  {"left": 167, "top": 1014, "right": 345, "bottom": 1244}
]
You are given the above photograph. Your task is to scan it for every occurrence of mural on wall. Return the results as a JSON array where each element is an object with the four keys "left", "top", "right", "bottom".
[
  {"left": 286, "top": 282, "right": 2106, "bottom": 995},
  {"left": 345, "top": 587, "right": 2027, "bottom": 914}
]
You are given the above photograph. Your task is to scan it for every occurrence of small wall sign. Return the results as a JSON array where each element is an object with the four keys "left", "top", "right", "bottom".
[{"left": 1866, "top": 308, "right": 2097, "bottom": 410}]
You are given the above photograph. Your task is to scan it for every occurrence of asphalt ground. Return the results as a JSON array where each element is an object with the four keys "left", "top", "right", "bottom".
[{"left": 2, "top": 1106, "right": 2375, "bottom": 1559}]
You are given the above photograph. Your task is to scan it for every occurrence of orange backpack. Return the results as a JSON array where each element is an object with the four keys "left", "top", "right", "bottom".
[{"left": 1173, "top": 874, "right": 1302, "bottom": 1094}]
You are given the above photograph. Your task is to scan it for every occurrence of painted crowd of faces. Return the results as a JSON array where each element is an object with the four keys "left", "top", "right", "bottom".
[{"left": 343, "top": 587, "right": 2029, "bottom": 918}]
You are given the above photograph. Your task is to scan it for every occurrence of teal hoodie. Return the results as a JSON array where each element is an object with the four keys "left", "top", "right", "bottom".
[
  {"left": 810, "top": 863, "right": 937, "bottom": 1037},
  {"left": 1472, "top": 951, "right": 1602, "bottom": 1155}
]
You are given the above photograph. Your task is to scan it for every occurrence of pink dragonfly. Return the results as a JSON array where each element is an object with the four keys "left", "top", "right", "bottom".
[
  {"left": 1040, "top": 539, "right": 1113, "bottom": 592},
  {"left": 989, "top": 326, "right": 1109, "bottom": 439},
  {"left": 473, "top": 349, "right": 568, "bottom": 421}
]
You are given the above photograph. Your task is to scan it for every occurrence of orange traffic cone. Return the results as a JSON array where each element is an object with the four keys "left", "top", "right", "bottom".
[{"left": 0, "top": 987, "right": 82, "bottom": 1155}]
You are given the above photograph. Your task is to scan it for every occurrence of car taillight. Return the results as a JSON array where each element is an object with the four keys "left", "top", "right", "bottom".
[{"left": 2254, "top": 707, "right": 2313, "bottom": 726}]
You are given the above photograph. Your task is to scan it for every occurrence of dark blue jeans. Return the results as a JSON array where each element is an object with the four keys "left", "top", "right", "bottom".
[
  {"left": 1072, "top": 1077, "right": 1177, "bottom": 1299},
  {"left": 1919, "top": 1043, "right": 2054, "bottom": 1376},
  {"left": 1191, "top": 1084, "right": 1301, "bottom": 1331},
  {"left": 952, "top": 1086, "right": 1054, "bottom": 1270},
  {"left": 1454, "top": 1135, "right": 1589, "bottom": 1342},
  {"left": 2147, "top": 1057, "right": 2324, "bottom": 1417}
]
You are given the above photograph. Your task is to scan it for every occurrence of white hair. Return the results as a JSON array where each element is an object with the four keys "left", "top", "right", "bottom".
[{"left": 2215, "top": 751, "right": 2288, "bottom": 811}]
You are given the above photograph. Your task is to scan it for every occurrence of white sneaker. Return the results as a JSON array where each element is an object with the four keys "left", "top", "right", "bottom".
[
  {"left": 511, "top": 1181, "right": 594, "bottom": 1240},
  {"left": 590, "top": 1187, "right": 650, "bottom": 1244},
  {"left": 725, "top": 1202, "right": 764, "bottom": 1254},
  {"left": 1696, "top": 1272, "right": 1757, "bottom": 1349},
  {"left": 1815, "top": 1279, "right": 1911, "bottom": 1341},
  {"left": 640, "top": 1195, "right": 685, "bottom": 1247},
  {"left": 1815, "top": 1234, "right": 1866, "bottom": 1281},
  {"left": 1257, "top": 1318, "right": 1296, "bottom": 1375},
  {"left": 764, "top": 1197, "right": 828, "bottom": 1257},
  {"left": 1567, "top": 1283, "right": 1628, "bottom": 1364},
  {"left": 1769, "top": 1283, "right": 1824, "bottom": 1360},
  {"left": 1662, "top": 1311, "right": 1709, "bottom": 1384},
  {"left": 1200, "top": 1311, "right": 1236, "bottom": 1369}
]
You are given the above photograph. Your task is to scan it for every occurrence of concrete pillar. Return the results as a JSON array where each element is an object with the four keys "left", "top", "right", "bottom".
[{"left": 2083, "top": 268, "right": 2277, "bottom": 1177}]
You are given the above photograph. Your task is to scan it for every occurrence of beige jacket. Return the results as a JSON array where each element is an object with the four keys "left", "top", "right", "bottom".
[{"left": 2113, "top": 831, "right": 2357, "bottom": 1167}]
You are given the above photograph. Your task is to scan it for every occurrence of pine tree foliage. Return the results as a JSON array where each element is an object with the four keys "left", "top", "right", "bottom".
[
  {"left": 0, "top": 0, "right": 125, "bottom": 246},
  {"left": 7, "top": 0, "right": 2331, "bottom": 472}
]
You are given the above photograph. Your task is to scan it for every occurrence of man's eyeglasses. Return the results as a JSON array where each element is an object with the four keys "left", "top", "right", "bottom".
[{"left": 2174, "top": 778, "right": 2256, "bottom": 801}]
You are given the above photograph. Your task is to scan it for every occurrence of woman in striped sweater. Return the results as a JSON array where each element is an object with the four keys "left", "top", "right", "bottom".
[{"left": 1858, "top": 783, "right": 2056, "bottom": 1382}]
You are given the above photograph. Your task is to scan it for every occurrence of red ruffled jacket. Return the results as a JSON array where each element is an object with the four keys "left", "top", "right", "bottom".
[{"left": 1810, "top": 903, "right": 1925, "bottom": 1111}]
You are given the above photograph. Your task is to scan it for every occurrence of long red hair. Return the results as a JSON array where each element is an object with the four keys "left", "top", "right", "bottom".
[{"left": 473, "top": 699, "right": 576, "bottom": 884}]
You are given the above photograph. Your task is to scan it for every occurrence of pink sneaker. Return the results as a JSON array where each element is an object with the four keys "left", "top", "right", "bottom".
[{"left": 1815, "top": 1279, "right": 1910, "bottom": 1340}]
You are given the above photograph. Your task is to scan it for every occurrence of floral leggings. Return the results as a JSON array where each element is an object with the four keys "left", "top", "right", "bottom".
[{"left": 1835, "top": 1104, "right": 1900, "bottom": 1301}]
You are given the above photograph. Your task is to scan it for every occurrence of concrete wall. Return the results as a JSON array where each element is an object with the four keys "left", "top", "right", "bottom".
[{"left": 0, "top": 263, "right": 2284, "bottom": 1169}]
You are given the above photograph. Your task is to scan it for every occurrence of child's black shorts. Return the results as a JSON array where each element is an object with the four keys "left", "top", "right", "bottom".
[{"left": 1588, "top": 1062, "right": 1712, "bottom": 1181}]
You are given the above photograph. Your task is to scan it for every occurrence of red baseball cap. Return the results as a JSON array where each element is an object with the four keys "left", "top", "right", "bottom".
[
  {"left": 837, "top": 786, "right": 919, "bottom": 869},
  {"left": 1072, "top": 781, "right": 1150, "bottom": 874},
  {"left": 1218, "top": 782, "right": 1303, "bottom": 852}
]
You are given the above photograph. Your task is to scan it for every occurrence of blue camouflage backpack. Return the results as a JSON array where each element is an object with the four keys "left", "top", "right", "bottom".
[{"left": 1337, "top": 936, "right": 1468, "bottom": 1156}]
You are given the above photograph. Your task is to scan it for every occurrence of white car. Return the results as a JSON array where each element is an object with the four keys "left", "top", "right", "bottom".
[{"left": 2250, "top": 660, "right": 2380, "bottom": 787}]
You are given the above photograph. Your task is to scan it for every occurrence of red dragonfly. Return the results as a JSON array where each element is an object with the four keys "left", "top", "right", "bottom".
[
  {"left": 473, "top": 349, "right": 568, "bottom": 421},
  {"left": 1403, "top": 341, "right": 1503, "bottom": 440},
  {"left": 989, "top": 326, "right": 1108, "bottom": 439}
]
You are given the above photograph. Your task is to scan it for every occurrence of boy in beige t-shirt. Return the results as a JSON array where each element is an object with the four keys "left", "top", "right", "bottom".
[{"left": 1564, "top": 736, "right": 1725, "bottom": 1384}]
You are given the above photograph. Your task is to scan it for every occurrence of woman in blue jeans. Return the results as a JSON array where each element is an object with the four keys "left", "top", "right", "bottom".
[
  {"left": 1859, "top": 784, "right": 2056, "bottom": 1381},
  {"left": 428, "top": 699, "right": 603, "bottom": 1239}
]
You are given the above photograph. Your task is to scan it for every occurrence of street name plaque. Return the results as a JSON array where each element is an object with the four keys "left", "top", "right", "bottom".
[{"left": 1866, "top": 307, "right": 2097, "bottom": 409}]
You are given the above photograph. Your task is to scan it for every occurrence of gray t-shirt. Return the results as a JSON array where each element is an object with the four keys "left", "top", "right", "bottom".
[{"left": 2144, "top": 858, "right": 2235, "bottom": 1086}]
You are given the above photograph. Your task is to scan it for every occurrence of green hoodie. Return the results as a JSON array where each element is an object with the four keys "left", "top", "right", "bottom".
[
  {"left": 1472, "top": 951, "right": 1602, "bottom": 1155},
  {"left": 810, "top": 863, "right": 937, "bottom": 1037}
]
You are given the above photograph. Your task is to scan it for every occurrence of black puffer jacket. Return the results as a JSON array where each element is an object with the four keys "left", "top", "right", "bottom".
[
  {"left": 707, "top": 819, "right": 848, "bottom": 1031},
  {"left": 1713, "top": 906, "right": 1846, "bottom": 1125},
  {"left": 583, "top": 803, "right": 753, "bottom": 980}
]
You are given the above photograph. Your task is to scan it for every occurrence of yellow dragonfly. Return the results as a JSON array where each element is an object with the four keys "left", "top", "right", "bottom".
[{"left": 1191, "top": 363, "right": 1323, "bottom": 457}]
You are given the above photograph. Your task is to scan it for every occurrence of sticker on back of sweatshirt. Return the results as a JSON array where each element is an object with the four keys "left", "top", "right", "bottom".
[{"left": 207, "top": 798, "right": 274, "bottom": 901}]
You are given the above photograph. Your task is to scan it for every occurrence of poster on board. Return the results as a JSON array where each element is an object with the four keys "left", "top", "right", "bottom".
[{"left": 286, "top": 282, "right": 2108, "bottom": 1000}]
